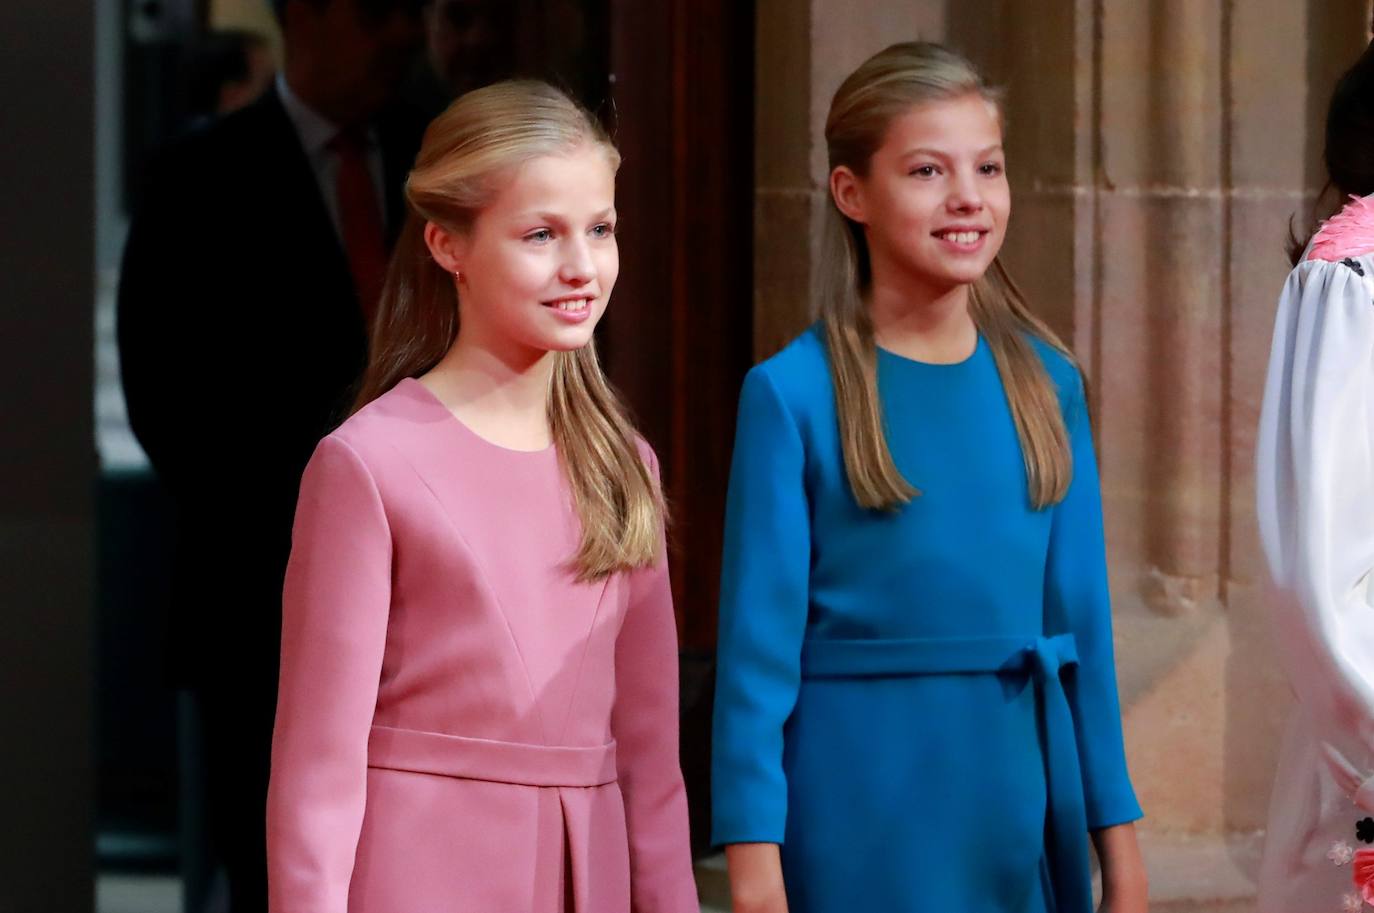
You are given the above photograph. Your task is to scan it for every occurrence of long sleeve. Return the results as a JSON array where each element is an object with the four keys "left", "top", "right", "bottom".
[
  {"left": 611, "top": 447, "right": 699, "bottom": 913},
  {"left": 1256, "top": 255, "right": 1374, "bottom": 802},
  {"left": 117, "top": 152, "right": 222, "bottom": 495},
  {"left": 710, "top": 366, "right": 811, "bottom": 846},
  {"left": 117, "top": 143, "right": 280, "bottom": 499},
  {"left": 267, "top": 435, "right": 392, "bottom": 913},
  {"left": 1044, "top": 372, "right": 1143, "bottom": 829}
]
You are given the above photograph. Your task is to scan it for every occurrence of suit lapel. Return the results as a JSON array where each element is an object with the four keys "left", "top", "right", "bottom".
[{"left": 255, "top": 89, "right": 358, "bottom": 290}]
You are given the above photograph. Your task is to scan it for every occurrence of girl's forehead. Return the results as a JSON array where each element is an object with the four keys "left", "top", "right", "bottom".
[
  {"left": 478, "top": 147, "right": 617, "bottom": 222},
  {"left": 498, "top": 147, "right": 614, "bottom": 194},
  {"left": 878, "top": 95, "right": 1003, "bottom": 150}
]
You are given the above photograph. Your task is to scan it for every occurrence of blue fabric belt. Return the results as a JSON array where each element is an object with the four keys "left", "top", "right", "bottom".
[{"left": 799, "top": 633, "right": 1091, "bottom": 913}]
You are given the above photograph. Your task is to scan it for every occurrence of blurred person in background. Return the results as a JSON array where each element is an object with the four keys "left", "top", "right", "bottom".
[
  {"left": 116, "top": 1, "right": 426, "bottom": 909},
  {"left": 425, "top": 0, "right": 514, "bottom": 96},
  {"left": 401, "top": 0, "right": 516, "bottom": 115},
  {"left": 182, "top": 29, "right": 276, "bottom": 128}
]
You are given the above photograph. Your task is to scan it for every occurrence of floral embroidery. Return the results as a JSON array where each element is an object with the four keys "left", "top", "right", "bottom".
[
  {"left": 1357, "top": 818, "right": 1374, "bottom": 844},
  {"left": 1343, "top": 257, "right": 1367, "bottom": 277},
  {"left": 1356, "top": 849, "right": 1374, "bottom": 905},
  {"left": 1334, "top": 821, "right": 1374, "bottom": 909}
]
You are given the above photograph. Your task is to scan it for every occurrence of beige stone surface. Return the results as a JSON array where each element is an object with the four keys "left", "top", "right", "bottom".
[
  {"left": 1227, "top": 195, "right": 1307, "bottom": 588},
  {"left": 1120, "top": 603, "right": 1289, "bottom": 835},
  {"left": 1002, "top": 189, "right": 1079, "bottom": 343},
  {"left": 1099, "top": 2, "right": 1224, "bottom": 188},
  {"left": 1135, "top": 830, "right": 1263, "bottom": 908},
  {"left": 753, "top": 188, "right": 826, "bottom": 360},
  {"left": 1123, "top": 618, "right": 1232, "bottom": 833},
  {"left": 1104, "top": 196, "right": 1227, "bottom": 616},
  {"left": 1229, "top": 4, "right": 1306, "bottom": 189}
]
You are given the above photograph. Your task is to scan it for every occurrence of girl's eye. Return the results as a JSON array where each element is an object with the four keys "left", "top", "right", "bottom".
[
  {"left": 525, "top": 228, "right": 553, "bottom": 243},
  {"left": 591, "top": 223, "right": 615, "bottom": 239},
  {"left": 980, "top": 162, "right": 1004, "bottom": 176},
  {"left": 909, "top": 165, "right": 938, "bottom": 178}
]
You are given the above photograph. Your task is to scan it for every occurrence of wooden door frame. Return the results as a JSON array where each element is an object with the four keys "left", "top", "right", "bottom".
[
  {"left": 605, "top": 0, "right": 755, "bottom": 855},
  {"left": 606, "top": 0, "right": 755, "bottom": 651}
]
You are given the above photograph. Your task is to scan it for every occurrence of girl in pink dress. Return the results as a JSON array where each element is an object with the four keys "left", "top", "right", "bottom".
[{"left": 266, "top": 81, "right": 699, "bottom": 913}]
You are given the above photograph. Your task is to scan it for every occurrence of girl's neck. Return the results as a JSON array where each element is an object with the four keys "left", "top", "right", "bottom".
[
  {"left": 866, "top": 268, "right": 977, "bottom": 365},
  {"left": 421, "top": 325, "right": 557, "bottom": 451}
]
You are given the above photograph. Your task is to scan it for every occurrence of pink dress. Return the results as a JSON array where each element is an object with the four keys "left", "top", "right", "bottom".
[{"left": 266, "top": 378, "right": 699, "bottom": 913}]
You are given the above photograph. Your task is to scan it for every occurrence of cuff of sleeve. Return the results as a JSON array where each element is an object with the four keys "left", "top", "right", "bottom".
[
  {"left": 1085, "top": 789, "right": 1144, "bottom": 831},
  {"left": 710, "top": 810, "right": 788, "bottom": 849}
]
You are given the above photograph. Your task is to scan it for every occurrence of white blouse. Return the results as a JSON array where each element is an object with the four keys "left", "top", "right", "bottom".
[{"left": 1257, "top": 195, "right": 1374, "bottom": 911}]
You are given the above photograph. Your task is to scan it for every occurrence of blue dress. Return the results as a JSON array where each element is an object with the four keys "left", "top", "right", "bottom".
[{"left": 710, "top": 326, "right": 1142, "bottom": 913}]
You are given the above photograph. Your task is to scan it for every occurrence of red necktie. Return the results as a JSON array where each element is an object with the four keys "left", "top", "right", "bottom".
[{"left": 329, "top": 128, "right": 387, "bottom": 328}]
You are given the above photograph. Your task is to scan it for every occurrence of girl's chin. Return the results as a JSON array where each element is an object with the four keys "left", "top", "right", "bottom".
[
  {"left": 543, "top": 341, "right": 594, "bottom": 354},
  {"left": 530, "top": 327, "right": 600, "bottom": 354},
  {"left": 922, "top": 260, "right": 996, "bottom": 288},
  {"left": 892, "top": 251, "right": 998, "bottom": 290}
]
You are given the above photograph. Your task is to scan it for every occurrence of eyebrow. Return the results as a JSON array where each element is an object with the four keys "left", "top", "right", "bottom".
[
  {"left": 901, "top": 145, "right": 1004, "bottom": 160},
  {"left": 518, "top": 207, "right": 617, "bottom": 226}
]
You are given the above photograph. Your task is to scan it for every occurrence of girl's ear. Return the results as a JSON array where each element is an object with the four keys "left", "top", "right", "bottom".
[
  {"left": 423, "top": 221, "right": 467, "bottom": 275},
  {"left": 830, "top": 165, "right": 868, "bottom": 224}
]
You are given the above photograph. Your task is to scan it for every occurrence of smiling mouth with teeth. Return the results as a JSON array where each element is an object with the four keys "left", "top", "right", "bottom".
[
  {"left": 545, "top": 298, "right": 593, "bottom": 311},
  {"left": 937, "top": 230, "right": 984, "bottom": 245}
]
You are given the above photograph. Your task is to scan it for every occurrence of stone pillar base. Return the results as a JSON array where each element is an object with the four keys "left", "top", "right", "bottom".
[{"left": 1140, "top": 831, "right": 1262, "bottom": 912}]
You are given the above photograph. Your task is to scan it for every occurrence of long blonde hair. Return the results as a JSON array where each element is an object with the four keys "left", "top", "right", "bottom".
[
  {"left": 354, "top": 80, "right": 663, "bottom": 581},
  {"left": 821, "top": 42, "right": 1073, "bottom": 511}
]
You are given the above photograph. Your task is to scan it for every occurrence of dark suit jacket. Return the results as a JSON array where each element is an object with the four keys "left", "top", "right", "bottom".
[{"left": 117, "top": 87, "right": 425, "bottom": 690}]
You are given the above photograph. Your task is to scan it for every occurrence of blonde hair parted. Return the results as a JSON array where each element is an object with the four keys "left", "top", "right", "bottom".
[
  {"left": 821, "top": 42, "right": 1074, "bottom": 511},
  {"left": 354, "top": 80, "right": 663, "bottom": 581}
]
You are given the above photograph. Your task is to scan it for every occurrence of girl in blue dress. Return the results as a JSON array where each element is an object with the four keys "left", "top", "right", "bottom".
[{"left": 711, "top": 42, "right": 1147, "bottom": 913}]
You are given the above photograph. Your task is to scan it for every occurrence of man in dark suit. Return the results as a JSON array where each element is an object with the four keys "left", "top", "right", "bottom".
[{"left": 117, "top": 2, "right": 425, "bottom": 910}]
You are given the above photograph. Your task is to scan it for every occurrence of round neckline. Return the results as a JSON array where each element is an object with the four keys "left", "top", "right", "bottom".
[
  {"left": 876, "top": 332, "right": 984, "bottom": 368},
  {"left": 401, "top": 377, "right": 557, "bottom": 456}
]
